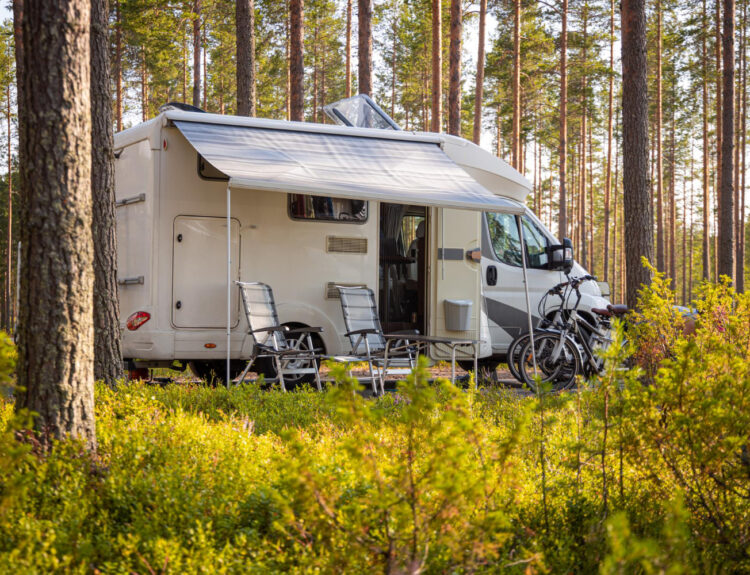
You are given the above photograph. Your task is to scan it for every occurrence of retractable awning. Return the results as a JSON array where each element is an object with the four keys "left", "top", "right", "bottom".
[{"left": 173, "top": 120, "right": 525, "bottom": 214}]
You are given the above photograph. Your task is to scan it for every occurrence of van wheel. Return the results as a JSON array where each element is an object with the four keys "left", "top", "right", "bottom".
[
  {"left": 255, "top": 330, "right": 325, "bottom": 390},
  {"left": 189, "top": 360, "right": 246, "bottom": 386},
  {"left": 457, "top": 359, "right": 500, "bottom": 385}
]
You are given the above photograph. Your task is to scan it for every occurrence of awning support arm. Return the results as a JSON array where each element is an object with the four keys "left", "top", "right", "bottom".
[{"left": 227, "top": 184, "right": 232, "bottom": 388}]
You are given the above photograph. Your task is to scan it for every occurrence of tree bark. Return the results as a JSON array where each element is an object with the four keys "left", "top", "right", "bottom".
[
  {"left": 91, "top": 0, "right": 121, "bottom": 385},
  {"left": 114, "top": 0, "right": 122, "bottom": 131},
  {"left": 472, "top": 0, "right": 486, "bottom": 144},
  {"left": 192, "top": 0, "right": 201, "bottom": 109},
  {"left": 431, "top": 0, "right": 442, "bottom": 132},
  {"left": 719, "top": 0, "right": 736, "bottom": 280},
  {"left": 289, "top": 0, "right": 304, "bottom": 121},
  {"left": 345, "top": 0, "right": 352, "bottom": 98},
  {"left": 621, "top": 0, "right": 653, "bottom": 308},
  {"left": 511, "top": 0, "right": 521, "bottom": 169},
  {"left": 16, "top": 0, "right": 96, "bottom": 451},
  {"left": 236, "top": 0, "right": 256, "bottom": 116},
  {"left": 558, "top": 0, "right": 568, "bottom": 240},
  {"left": 358, "top": 0, "right": 372, "bottom": 96},
  {"left": 447, "top": 0, "right": 461, "bottom": 136}
]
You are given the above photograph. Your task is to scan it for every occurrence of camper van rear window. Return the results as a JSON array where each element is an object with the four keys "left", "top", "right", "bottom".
[{"left": 288, "top": 194, "right": 368, "bottom": 223}]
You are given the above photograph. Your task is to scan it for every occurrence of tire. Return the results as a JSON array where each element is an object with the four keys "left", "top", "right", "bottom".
[
  {"left": 518, "top": 334, "right": 582, "bottom": 392},
  {"left": 189, "top": 360, "right": 247, "bottom": 386},
  {"left": 506, "top": 332, "right": 532, "bottom": 383},
  {"left": 254, "top": 329, "right": 325, "bottom": 390}
]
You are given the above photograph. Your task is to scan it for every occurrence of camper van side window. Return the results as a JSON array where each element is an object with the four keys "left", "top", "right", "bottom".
[
  {"left": 288, "top": 194, "right": 368, "bottom": 223},
  {"left": 486, "top": 213, "right": 549, "bottom": 269}
]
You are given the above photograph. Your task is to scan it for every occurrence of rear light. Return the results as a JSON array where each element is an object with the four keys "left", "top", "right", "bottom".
[{"left": 126, "top": 311, "right": 151, "bottom": 331}]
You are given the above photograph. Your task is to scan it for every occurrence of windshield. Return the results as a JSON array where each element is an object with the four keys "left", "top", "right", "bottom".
[{"left": 323, "top": 94, "right": 400, "bottom": 130}]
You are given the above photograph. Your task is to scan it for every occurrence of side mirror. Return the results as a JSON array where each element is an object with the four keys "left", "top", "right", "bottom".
[{"left": 548, "top": 237, "right": 574, "bottom": 272}]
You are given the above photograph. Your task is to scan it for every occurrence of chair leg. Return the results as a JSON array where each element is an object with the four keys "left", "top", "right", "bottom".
[
  {"left": 237, "top": 357, "right": 255, "bottom": 386},
  {"left": 313, "top": 358, "right": 322, "bottom": 392},
  {"left": 274, "top": 355, "right": 287, "bottom": 392}
]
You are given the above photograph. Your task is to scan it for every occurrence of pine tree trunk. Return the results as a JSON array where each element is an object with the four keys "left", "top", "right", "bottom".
[
  {"left": 431, "top": 0, "right": 441, "bottom": 132},
  {"left": 621, "top": 0, "right": 653, "bottom": 308},
  {"left": 114, "top": 0, "right": 122, "bottom": 131},
  {"left": 719, "top": 0, "right": 736, "bottom": 280},
  {"left": 391, "top": 6, "right": 397, "bottom": 118},
  {"left": 447, "top": 0, "right": 461, "bottom": 136},
  {"left": 511, "top": 0, "right": 521, "bottom": 169},
  {"left": 345, "top": 0, "right": 352, "bottom": 98},
  {"left": 290, "top": 0, "right": 304, "bottom": 121},
  {"left": 91, "top": 0, "right": 121, "bottom": 385},
  {"left": 16, "top": 0, "right": 96, "bottom": 451},
  {"left": 202, "top": 25, "right": 207, "bottom": 110},
  {"left": 716, "top": 0, "right": 723, "bottom": 278},
  {"left": 358, "top": 0, "right": 372, "bottom": 96},
  {"left": 702, "top": 0, "right": 711, "bottom": 280},
  {"left": 140, "top": 46, "right": 148, "bottom": 121},
  {"left": 741, "top": 2, "right": 747, "bottom": 291},
  {"left": 603, "top": 0, "right": 614, "bottom": 282},
  {"left": 192, "top": 0, "right": 201, "bottom": 109},
  {"left": 558, "top": 0, "right": 568, "bottom": 240},
  {"left": 655, "top": 1, "right": 665, "bottom": 272},
  {"left": 669, "top": 106, "right": 676, "bottom": 282},
  {"left": 236, "top": 0, "right": 256, "bottom": 116},
  {"left": 472, "top": 0, "right": 486, "bottom": 144}
]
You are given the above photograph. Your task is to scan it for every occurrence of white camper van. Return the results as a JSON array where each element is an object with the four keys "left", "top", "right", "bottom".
[{"left": 114, "top": 104, "right": 609, "bottom": 382}]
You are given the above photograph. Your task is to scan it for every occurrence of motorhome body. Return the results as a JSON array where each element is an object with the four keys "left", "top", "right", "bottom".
[{"left": 114, "top": 110, "right": 608, "bottom": 379}]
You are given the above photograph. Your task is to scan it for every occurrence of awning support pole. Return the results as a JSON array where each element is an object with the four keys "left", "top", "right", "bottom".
[
  {"left": 227, "top": 184, "right": 232, "bottom": 388},
  {"left": 517, "top": 217, "right": 538, "bottom": 379}
]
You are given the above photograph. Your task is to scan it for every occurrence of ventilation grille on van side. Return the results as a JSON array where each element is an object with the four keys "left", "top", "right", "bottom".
[
  {"left": 326, "top": 236, "right": 367, "bottom": 254},
  {"left": 326, "top": 282, "right": 368, "bottom": 299}
]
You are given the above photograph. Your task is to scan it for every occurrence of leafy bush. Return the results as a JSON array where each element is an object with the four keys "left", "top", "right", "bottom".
[{"left": 0, "top": 279, "right": 748, "bottom": 573}]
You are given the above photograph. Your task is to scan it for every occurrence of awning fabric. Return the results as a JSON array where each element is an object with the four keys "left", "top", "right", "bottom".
[{"left": 174, "top": 120, "right": 525, "bottom": 214}]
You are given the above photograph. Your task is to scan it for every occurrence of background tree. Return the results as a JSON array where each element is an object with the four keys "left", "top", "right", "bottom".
[
  {"left": 358, "top": 0, "right": 372, "bottom": 95},
  {"left": 447, "top": 0, "right": 461, "bottom": 136},
  {"left": 236, "top": 0, "right": 256, "bottom": 116},
  {"left": 290, "top": 0, "right": 304, "bottom": 120},
  {"left": 622, "top": 0, "right": 653, "bottom": 307},
  {"left": 719, "top": 0, "right": 736, "bottom": 279},
  {"left": 15, "top": 0, "right": 96, "bottom": 450}
]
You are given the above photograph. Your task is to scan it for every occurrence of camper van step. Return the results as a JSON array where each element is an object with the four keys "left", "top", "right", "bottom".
[{"left": 116, "top": 193, "right": 146, "bottom": 207}]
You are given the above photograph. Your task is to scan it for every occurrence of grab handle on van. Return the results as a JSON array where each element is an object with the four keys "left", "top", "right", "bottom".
[{"left": 486, "top": 265, "right": 497, "bottom": 286}]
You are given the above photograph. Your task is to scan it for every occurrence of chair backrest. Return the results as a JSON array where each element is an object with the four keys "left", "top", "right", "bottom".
[
  {"left": 336, "top": 286, "right": 386, "bottom": 354},
  {"left": 237, "top": 282, "right": 287, "bottom": 349}
]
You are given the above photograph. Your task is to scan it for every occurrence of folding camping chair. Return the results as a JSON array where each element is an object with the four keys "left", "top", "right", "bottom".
[
  {"left": 335, "top": 286, "right": 480, "bottom": 394},
  {"left": 236, "top": 282, "right": 323, "bottom": 392},
  {"left": 333, "top": 286, "right": 418, "bottom": 395}
]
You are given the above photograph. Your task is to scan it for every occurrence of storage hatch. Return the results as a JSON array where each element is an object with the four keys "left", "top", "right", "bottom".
[{"left": 172, "top": 216, "right": 240, "bottom": 328}]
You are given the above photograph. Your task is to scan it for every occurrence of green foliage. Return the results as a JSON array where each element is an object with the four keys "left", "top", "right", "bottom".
[{"left": 1, "top": 283, "right": 750, "bottom": 572}]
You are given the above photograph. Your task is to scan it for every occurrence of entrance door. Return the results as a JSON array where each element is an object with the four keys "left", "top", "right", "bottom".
[
  {"left": 379, "top": 204, "right": 427, "bottom": 334},
  {"left": 172, "top": 216, "right": 240, "bottom": 328},
  {"left": 428, "top": 208, "right": 483, "bottom": 357}
]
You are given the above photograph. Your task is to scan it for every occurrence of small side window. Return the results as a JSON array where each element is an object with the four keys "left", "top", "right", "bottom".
[{"left": 289, "top": 194, "right": 368, "bottom": 223}]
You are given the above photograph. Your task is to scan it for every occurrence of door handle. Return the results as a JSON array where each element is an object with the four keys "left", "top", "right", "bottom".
[{"left": 486, "top": 266, "right": 497, "bottom": 286}]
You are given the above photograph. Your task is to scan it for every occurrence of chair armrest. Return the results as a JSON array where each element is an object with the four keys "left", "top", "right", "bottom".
[
  {"left": 286, "top": 326, "right": 324, "bottom": 334},
  {"left": 250, "top": 325, "right": 288, "bottom": 334},
  {"left": 345, "top": 328, "right": 380, "bottom": 337}
]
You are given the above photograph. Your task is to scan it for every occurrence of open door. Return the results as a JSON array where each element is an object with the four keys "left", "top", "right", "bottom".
[{"left": 428, "top": 208, "right": 483, "bottom": 359}]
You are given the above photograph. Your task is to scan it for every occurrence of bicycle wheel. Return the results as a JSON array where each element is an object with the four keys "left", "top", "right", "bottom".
[
  {"left": 518, "top": 333, "right": 582, "bottom": 392},
  {"left": 506, "top": 332, "right": 531, "bottom": 383}
]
